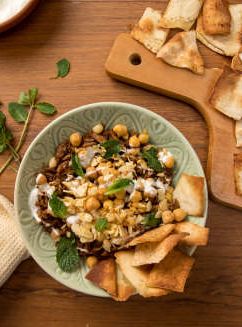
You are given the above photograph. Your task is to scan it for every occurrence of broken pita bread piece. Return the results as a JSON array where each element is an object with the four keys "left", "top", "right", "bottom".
[
  {"left": 131, "top": 7, "right": 169, "bottom": 53},
  {"left": 196, "top": 4, "right": 242, "bottom": 56},
  {"left": 210, "top": 66, "right": 242, "bottom": 120},
  {"left": 235, "top": 120, "right": 242, "bottom": 147},
  {"left": 159, "top": 0, "right": 203, "bottom": 31},
  {"left": 157, "top": 31, "right": 204, "bottom": 74},
  {"left": 173, "top": 173, "right": 205, "bottom": 216},
  {"left": 234, "top": 153, "right": 242, "bottom": 196},
  {"left": 85, "top": 258, "right": 116, "bottom": 297},
  {"left": 127, "top": 224, "right": 175, "bottom": 247},
  {"left": 114, "top": 265, "right": 136, "bottom": 301},
  {"left": 132, "top": 233, "right": 187, "bottom": 266},
  {"left": 174, "top": 221, "right": 209, "bottom": 246},
  {"left": 115, "top": 250, "right": 168, "bottom": 298},
  {"left": 202, "top": 0, "right": 231, "bottom": 35},
  {"left": 231, "top": 50, "right": 242, "bottom": 72},
  {"left": 147, "top": 250, "right": 195, "bottom": 292}
]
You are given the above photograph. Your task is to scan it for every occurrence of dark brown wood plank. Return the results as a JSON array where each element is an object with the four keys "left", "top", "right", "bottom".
[{"left": 0, "top": 1, "right": 241, "bottom": 326}]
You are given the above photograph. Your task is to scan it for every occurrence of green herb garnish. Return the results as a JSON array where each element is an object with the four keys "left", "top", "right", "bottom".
[
  {"left": 142, "top": 213, "right": 161, "bottom": 227},
  {"left": 101, "top": 139, "right": 120, "bottom": 159},
  {"left": 53, "top": 58, "right": 70, "bottom": 79},
  {"left": 49, "top": 193, "right": 67, "bottom": 219},
  {"left": 0, "top": 88, "right": 57, "bottom": 176},
  {"left": 95, "top": 218, "right": 108, "bottom": 232},
  {"left": 105, "top": 178, "right": 134, "bottom": 195},
  {"left": 56, "top": 235, "right": 80, "bottom": 272},
  {"left": 71, "top": 153, "right": 84, "bottom": 177},
  {"left": 142, "top": 147, "right": 164, "bottom": 173}
]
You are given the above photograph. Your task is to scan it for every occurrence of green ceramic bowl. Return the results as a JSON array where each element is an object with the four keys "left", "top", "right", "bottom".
[{"left": 15, "top": 102, "right": 208, "bottom": 296}]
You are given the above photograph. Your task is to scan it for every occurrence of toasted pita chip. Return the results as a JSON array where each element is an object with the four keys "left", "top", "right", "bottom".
[
  {"left": 196, "top": 4, "right": 242, "bottom": 56},
  {"left": 147, "top": 250, "right": 195, "bottom": 292},
  {"left": 231, "top": 50, "right": 242, "bottom": 72},
  {"left": 235, "top": 120, "right": 242, "bottom": 147},
  {"left": 234, "top": 153, "right": 242, "bottom": 196},
  {"left": 114, "top": 265, "right": 136, "bottom": 301},
  {"left": 173, "top": 173, "right": 205, "bottom": 216},
  {"left": 131, "top": 7, "right": 169, "bottom": 53},
  {"left": 85, "top": 258, "right": 116, "bottom": 296},
  {"left": 132, "top": 233, "right": 187, "bottom": 266},
  {"left": 159, "top": 0, "right": 203, "bottom": 31},
  {"left": 115, "top": 250, "right": 168, "bottom": 297},
  {"left": 174, "top": 221, "right": 209, "bottom": 246},
  {"left": 127, "top": 224, "right": 175, "bottom": 247},
  {"left": 202, "top": 0, "right": 231, "bottom": 35},
  {"left": 210, "top": 66, "right": 242, "bottom": 120},
  {"left": 157, "top": 31, "right": 204, "bottom": 74}
]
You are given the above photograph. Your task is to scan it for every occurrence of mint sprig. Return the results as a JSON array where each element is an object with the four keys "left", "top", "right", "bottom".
[
  {"left": 49, "top": 192, "right": 67, "bottom": 219},
  {"left": 105, "top": 178, "right": 134, "bottom": 195},
  {"left": 56, "top": 235, "right": 80, "bottom": 272},
  {"left": 95, "top": 218, "right": 108, "bottom": 232},
  {"left": 101, "top": 139, "right": 120, "bottom": 159},
  {"left": 71, "top": 153, "right": 84, "bottom": 177},
  {"left": 142, "top": 147, "right": 164, "bottom": 173},
  {"left": 142, "top": 213, "right": 161, "bottom": 227},
  {"left": 53, "top": 58, "right": 70, "bottom": 79}
]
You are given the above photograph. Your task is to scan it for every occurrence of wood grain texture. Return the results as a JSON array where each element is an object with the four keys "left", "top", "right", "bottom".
[{"left": 0, "top": 1, "right": 242, "bottom": 326}]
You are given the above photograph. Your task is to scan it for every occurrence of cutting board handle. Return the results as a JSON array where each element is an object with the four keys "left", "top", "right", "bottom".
[{"left": 105, "top": 33, "right": 242, "bottom": 210}]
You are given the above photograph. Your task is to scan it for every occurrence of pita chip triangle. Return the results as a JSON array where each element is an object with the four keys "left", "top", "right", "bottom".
[{"left": 157, "top": 31, "right": 204, "bottom": 74}]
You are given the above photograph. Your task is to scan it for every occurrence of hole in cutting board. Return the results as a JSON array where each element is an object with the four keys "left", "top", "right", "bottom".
[{"left": 129, "top": 53, "right": 142, "bottom": 65}]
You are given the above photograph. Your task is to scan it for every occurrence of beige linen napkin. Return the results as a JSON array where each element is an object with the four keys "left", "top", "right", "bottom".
[{"left": 0, "top": 194, "right": 29, "bottom": 287}]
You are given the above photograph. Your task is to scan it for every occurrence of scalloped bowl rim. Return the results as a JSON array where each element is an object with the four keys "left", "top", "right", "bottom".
[{"left": 14, "top": 101, "right": 208, "bottom": 296}]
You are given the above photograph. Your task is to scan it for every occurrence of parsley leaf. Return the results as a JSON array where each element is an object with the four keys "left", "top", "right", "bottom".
[
  {"left": 95, "top": 218, "right": 108, "bottom": 232},
  {"left": 56, "top": 236, "right": 80, "bottom": 272},
  {"left": 142, "top": 147, "right": 164, "bottom": 172},
  {"left": 36, "top": 102, "right": 56, "bottom": 115},
  {"left": 71, "top": 153, "right": 84, "bottom": 177},
  {"left": 49, "top": 193, "right": 67, "bottom": 219},
  {"left": 142, "top": 213, "right": 161, "bottom": 227},
  {"left": 53, "top": 58, "right": 70, "bottom": 79},
  {"left": 101, "top": 139, "right": 120, "bottom": 159},
  {"left": 8, "top": 103, "right": 28, "bottom": 123},
  {"left": 105, "top": 178, "right": 134, "bottom": 195}
]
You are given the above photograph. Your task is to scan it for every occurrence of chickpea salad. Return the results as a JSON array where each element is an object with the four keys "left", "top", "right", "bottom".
[{"left": 29, "top": 123, "right": 188, "bottom": 272}]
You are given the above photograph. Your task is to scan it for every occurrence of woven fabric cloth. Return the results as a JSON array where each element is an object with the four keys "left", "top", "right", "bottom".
[{"left": 0, "top": 194, "right": 29, "bottom": 287}]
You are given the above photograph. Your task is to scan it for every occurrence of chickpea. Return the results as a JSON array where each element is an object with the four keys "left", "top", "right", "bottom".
[
  {"left": 70, "top": 132, "right": 82, "bottom": 147},
  {"left": 86, "top": 256, "right": 98, "bottom": 269},
  {"left": 162, "top": 210, "right": 175, "bottom": 224},
  {"left": 103, "top": 199, "right": 114, "bottom": 210},
  {"left": 115, "top": 190, "right": 126, "bottom": 200},
  {"left": 114, "top": 199, "right": 124, "bottom": 208},
  {"left": 129, "top": 135, "right": 140, "bottom": 148},
  {"left": 97, "top": 187, "right": 107, "bottom": 201},
  {"left": 130, "top": 190, "right": 142, "bottom": 202},
  {"left": 86, "top": 166, "right": 98, "bottom": 179},
  {"left": 113, "top": 124, "right": 128, "bottom": 137},
  {"left": 36, "top": 173, "right": 47, "bottom": 185},
  {"left": 173, "top": 208, "right": 187, "bottom": 222},
  {"left": 85, "top": 197, "right": 101, "bottom": 211},
  {"left": 97, "top": 176, "right": 105, "bottom": 184},
  {"left": 92, "top": 123, "right": 104, "bottom": 134},
  {"left": 138, "top": 133, "right": 149, "bottom": 144},
  {"left": 165, "top": 156, "right": 175, "bottom": 169},
  {"left": 49, "top": 156, "right": 57, "bottom": 169}
]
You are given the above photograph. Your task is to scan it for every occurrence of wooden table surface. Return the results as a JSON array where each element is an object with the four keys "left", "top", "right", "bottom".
[{"left": 0, "top": 0, "right": 242, "bottom": 326}]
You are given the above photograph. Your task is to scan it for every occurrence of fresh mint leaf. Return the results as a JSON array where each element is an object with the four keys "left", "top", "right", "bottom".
[
  {"left": 142, "top": 213, "right": 161, "bottom": 227},
  {"left": 54, "top": 58, "right": 70, "bottom": 79},
  {"left": 0, "top": 111, "right": 6, "bottom": 126},
  {"left": 56, "top": 236, "right": 80, "bottom": 272},
  {"left": 18, "top": 91, "right": 30, "bottom": 105},
  {"left": 49, "top": 193, "right": 67, "bottom": 219},
  {"left": 102, "top": 139, "right": 120, "bottom": 159},
  {"left": 28, "top": 88, "right": 38, "bottom": 105},
  {"left": 71, "top": 153, "right": 84, "bottom": 177},
  {"left": 36, "top": 102, "right": 56, "bottom": 115},
  {"left": 8, "top": 102, "right": 28, "bottom": 123},
  {"left": 0, "top": 126, "right": 13, "bottom": 153},
  {"left": 142, "top": 147, "right": 164, "bottom": 173},
  {"left": 95, "top": 218, "right": 108, "bottom": 232},
  {"left": 105, "top": 178, "right": 134, "bottom": 195}
]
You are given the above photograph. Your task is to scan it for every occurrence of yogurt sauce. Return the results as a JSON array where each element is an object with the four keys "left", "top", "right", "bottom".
[{"left": 0, "top": 0, "right": 30, "bottom": 23}]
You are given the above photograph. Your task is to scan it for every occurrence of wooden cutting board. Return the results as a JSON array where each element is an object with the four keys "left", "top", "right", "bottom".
[{"left": 105, "top": 33, "right": 242, "bottom": 210}]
